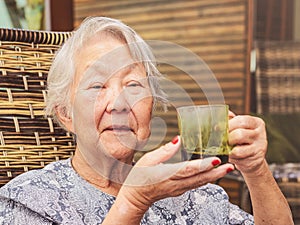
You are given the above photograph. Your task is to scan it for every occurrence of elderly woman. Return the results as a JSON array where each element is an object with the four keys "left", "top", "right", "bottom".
[{"left": 0, "top": 17, "right": 293, "bottom": 225}]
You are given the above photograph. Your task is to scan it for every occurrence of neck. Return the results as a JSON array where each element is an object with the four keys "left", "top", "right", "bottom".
[{"left": 71, "top": 149, "right": 132, "bottom": 196}]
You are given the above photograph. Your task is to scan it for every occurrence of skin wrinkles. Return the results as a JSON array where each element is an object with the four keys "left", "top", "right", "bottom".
[{"left": 64, "top": 32, "right": 153, "bottom": 171}]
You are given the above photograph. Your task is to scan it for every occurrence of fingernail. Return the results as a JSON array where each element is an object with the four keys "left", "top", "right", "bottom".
[
  {"left": 226, "top": 167, "right": 234, "bottom": 173},
  {"left": 171, "top": 136, "right": 179, "bottom": 144},
  {"left": 211, "top": 159, "right": 221, "bottom": 166}
]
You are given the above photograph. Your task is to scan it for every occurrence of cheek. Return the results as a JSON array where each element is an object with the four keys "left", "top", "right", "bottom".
[
  {"left": 135, "top": 99, "right": 153, "bottom": 137},
  {"left": 73, "top": 91, "right": 103, "bottom": 128}
]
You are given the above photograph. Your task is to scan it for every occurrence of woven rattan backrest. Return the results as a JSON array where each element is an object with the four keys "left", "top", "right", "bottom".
[
  {"left": 0, "top": 28, "right": 75, "bottom": 186},
  {"left": 255, "top": 41, "right": 300, "bottom": 114}
]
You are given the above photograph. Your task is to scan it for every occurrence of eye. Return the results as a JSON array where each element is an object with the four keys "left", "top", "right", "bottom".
[
  {"left": 92, "top": 85, "right": 103, "bottom": 89},
  {"left": 127, "top": 81, "right": 143, "bottom": 88},
  {"left": 89, "top": 83, "right": 104, "bottom": 90},
  {"left": 125, "top": 81, "right": 145, "bottom": 95}
]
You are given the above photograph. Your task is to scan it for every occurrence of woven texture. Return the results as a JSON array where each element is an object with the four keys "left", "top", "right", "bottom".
[
  {"left": 255, "top": 41, "right": 300, "bottom": 114},
  {"left": 0, "top": 28, "right": 75, "bottom": 186}
]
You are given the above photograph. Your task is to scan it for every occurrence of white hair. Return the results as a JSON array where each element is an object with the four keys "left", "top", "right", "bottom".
[{"left": 45, "top": 16, "right": 168, "bottom": 129}]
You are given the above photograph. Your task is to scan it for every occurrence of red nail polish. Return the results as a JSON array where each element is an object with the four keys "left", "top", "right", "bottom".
[
  {"left": 171, "top": 136, "right": 179, "bottom": 144},
  {"left": 212, "top": 159, "right": 221, "bottom": 166},
  {"left": 227, "top": 167, "right": 234, "bottom": 173}
]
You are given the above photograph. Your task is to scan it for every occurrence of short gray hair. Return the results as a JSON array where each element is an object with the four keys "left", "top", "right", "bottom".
[{"left": 45, "top": 16, "right": 168, "bottom": 129}]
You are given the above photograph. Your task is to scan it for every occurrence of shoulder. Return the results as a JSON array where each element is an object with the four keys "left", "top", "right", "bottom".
[
  {"left": 1, "top": 159, "right": 72, "bottom": 192},
  {"left": 0, "top": 196, "right": 53, "bottom": 225},
  {"left": 0, "top": 158, "right": 113, "bottom": 224},
  {"left": 0, "top": 159, "right": 73, "bottom": 218}
]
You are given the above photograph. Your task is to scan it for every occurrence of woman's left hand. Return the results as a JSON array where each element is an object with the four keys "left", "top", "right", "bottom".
[
  {"left": 228, "top": 114, "right": 268, "bottom": 176},
  {"left": 228, "top": 114, "right": 294, "bottom": 225}
]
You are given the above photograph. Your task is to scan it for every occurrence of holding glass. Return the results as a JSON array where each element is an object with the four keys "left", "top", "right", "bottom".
[{"left": 177, "top": 104, "right": 231, "bottom": 163}]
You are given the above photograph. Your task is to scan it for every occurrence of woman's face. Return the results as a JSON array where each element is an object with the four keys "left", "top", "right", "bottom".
[{"left": 63, "top": 32, "right": 153, "bottom": 163}]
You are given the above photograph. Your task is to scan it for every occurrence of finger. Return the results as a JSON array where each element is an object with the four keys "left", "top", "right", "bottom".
[
  {"left": 128, "top": 157, "right": 220, "bottom": 186},
  {"left": 136, "top": 135, "right": 181, "bottom": 166},
  {"left": 228, "top": 110, "right": 236, "bottom": 119},
  {"left": 124, "top": 163, "right": 179, "bottom": 186},
  {"left": 229, "top": 128, "right": 257, "bottom": 146},
  {"left": 171, "top": 157, "right": 221, "bottom": 180},
  {"left": 229, "top": 115, "right": 264, "bottom": 132},
  {"left": 125, "top": 157, "right": 215, "bottom": 186},
  {"left": 169, "top": 164, "right": 235, "bottom": 194},
  {"left": 229, "top": 141, "right": 267, "bottom": 160},
  {"left": 229, "top": 145, "right": 256, "bottom": 159}
]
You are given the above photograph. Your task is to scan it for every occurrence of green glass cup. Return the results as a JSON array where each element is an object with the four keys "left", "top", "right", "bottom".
[{"left": 177, "top": 104, "right": 231, "bottom": 163}]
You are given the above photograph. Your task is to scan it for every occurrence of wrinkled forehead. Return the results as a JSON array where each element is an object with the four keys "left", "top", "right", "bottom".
[
  {"left": 77, "top": 32, "right": 131, "bottom": 65},
  {"left": 77, "top": 34, "right": 127, "bottom": 69},
  {"left": 73, "top": 32, "right": 146, "bottom": 87}
]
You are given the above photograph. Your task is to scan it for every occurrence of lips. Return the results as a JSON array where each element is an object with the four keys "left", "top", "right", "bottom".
[{"left": 104, "top": 125, "right": 134, "bottom": 133}]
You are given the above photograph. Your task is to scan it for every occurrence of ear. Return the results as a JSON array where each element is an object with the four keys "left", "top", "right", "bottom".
[{"left": 55, "top": 106, "right": 74, "bottom": 133}]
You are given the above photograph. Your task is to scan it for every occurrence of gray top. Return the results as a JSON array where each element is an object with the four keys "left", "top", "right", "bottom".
[{"left": 0, "top": 158, "right": 254, "bottom": 225}]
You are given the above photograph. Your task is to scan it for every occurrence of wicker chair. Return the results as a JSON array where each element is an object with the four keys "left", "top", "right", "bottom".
[
  {"left": 0, "top": 28, "right": 75, "bottom": 187},
  {"left": 255, "top": 41, "right": 300, "bottom": 114}
]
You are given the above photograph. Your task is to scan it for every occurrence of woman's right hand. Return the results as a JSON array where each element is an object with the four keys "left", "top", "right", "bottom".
[{"left": 118, "top": 136, "right": 234, "bottom": 214}]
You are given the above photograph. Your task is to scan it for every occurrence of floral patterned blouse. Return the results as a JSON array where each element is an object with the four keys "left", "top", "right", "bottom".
[{"left": 0, "top": 158, "right": 254, "bottom": 225}]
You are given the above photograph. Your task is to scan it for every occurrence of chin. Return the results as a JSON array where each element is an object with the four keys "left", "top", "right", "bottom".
[
  {"left": 104, "top": 146, "right": 136, "bottom": 163},
  {"left": 99, "top": 133, "right": 137, "bottom": 159}
]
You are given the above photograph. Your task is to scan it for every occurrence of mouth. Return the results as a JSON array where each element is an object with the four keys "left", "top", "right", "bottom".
[{"left": 104, "top": 125, "right": 134, "bottom": 133}]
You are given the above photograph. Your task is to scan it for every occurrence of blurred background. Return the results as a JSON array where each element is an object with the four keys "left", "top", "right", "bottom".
[{"left": 1, "top": 0, "right": 299, "bottom": 223}]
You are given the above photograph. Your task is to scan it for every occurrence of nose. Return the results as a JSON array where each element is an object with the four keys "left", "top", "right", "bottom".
[{"left": 106, "top": 86, "right": 130, "bottom": 113}]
